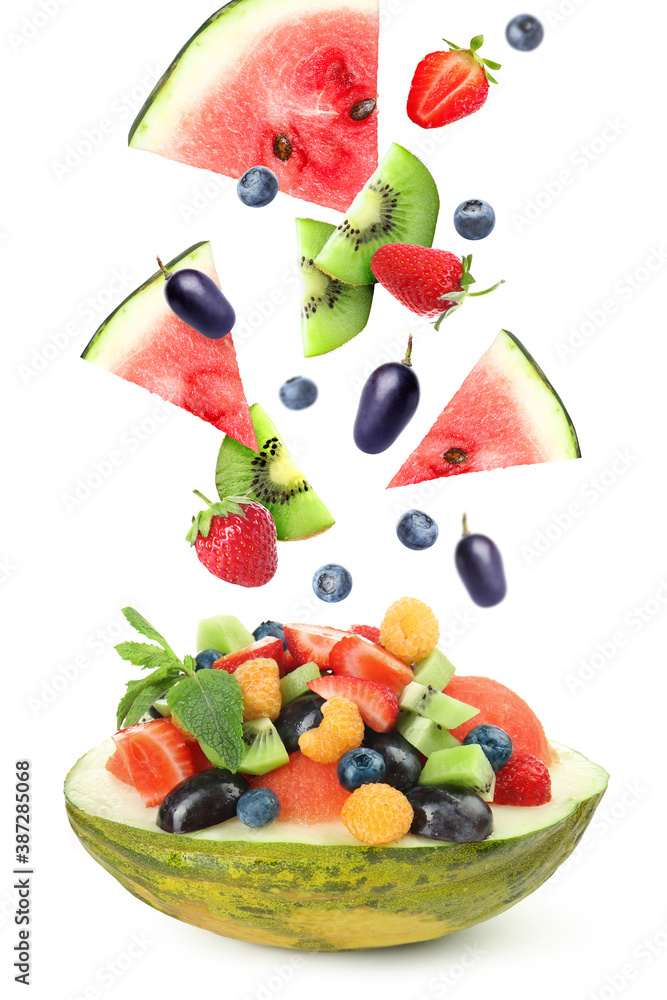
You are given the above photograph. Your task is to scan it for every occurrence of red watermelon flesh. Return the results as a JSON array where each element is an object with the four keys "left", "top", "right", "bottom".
[
  {"left": 388, "top": 330, "right": 580, "bottom": 488},
  {"left": 128, "top": 0, "right": 379, "bottom": 212},
  {"left": 251, "top": 751, "right": 351, "bottom": 823},
  {"left": 82, "top": 242, "right": 257, "bottom": 450},
  {"left": 445, "top": 675, "right": 552, "bottom": 766}
]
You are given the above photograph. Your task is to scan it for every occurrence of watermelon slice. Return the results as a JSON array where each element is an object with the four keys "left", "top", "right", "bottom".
[
  {"left": 82, "top": 242, "right": 257, "bottom": 450},
  {"left": 388, "top": 330, "right": 580, "bottom": 487},
  {"left": 129, "top": 0, "right": 379, "bottom": 212}
]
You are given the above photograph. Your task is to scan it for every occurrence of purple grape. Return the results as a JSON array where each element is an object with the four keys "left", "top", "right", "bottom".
[
  {"left": 353, "top": 336, "right": 419, "bottom": 454},
  {"left": 158, "top": 258, "right": 235, "bottom": 339},
  {"left": 455, "top": 514, "right": 507, "bottom": 607}
]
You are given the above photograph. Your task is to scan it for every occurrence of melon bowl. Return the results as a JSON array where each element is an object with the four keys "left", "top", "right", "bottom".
[{"left": 65, "top": 739, "right": 607, "bottom": 952}]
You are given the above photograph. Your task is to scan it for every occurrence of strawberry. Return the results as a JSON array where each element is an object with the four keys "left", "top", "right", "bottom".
[
  {"left": 493, "top": 754, "right": 552, "bottom": 806},
  {"left": 351, "top": 625, "right": 381, "bottom": 644},
  {"left": 407, "top": 35, "right": 500, "bottom": 129},
  {"left": 307, "top": 675, "right": 399, "bottom": 733},
  {"left": 212, "top": 637, "right": 284, "bottom": 674},
  {"left": 186, "top": 492, "right": 277, "bottom": 588},
  {"left": 283, "top": 624, "right": 355, "bottom": 669},
  {"left": 371, "top": 246, "right": 502, "bottom": 328},
  {"left": 329, "top": 635, "right": 413, "bottom": 695}
]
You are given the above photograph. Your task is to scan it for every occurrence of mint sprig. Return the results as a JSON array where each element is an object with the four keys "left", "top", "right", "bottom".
[{"left": 114, "top": 608, "right": 245, "bottom": 771}]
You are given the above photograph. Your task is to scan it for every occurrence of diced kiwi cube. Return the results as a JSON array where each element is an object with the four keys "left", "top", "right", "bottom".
[
  {"left": 396, "top": 712, "right": 461, "bottom": 756},
  {"left": 279, "top": 663, "right": 320, "bottom": 705},
  {"left": 399, "top": 681, "right": 479, "bottom": 729},
  {"left": 240, "top": 718, "right": 289, "bottom": 775},
  {"left": 418, "top": 744, "right": 495, "bottom": 797},
  {"left": 413, "top": 648, "right": 456, "bottom": 690},
  {"left": 195, "top": 615, "right": 254, "bottom": 656}
]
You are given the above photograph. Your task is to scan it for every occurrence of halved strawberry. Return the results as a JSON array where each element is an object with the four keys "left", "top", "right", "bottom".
[
  {"left": 329, "top": 636, "right": 414, "bottom": 695},
  {"left": 281, "top": 649, "right": 299, "bottom": 674},
  {"left": 308, "top": 675, "right": 399, "bottom": 732},
  {"left": 351, "top": 624, "right": 381, "bottom": 644},
  {"left": 107, "top": 719, "right": 197, "bottom": 806},
  {"left": 283, "top": 624, "right": 355, "bottom": 669},
  {"left": 212, "top": 637, "right": 284, "bottom": 675}
]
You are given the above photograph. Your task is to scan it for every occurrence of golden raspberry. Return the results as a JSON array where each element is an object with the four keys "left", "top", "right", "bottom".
[
  {"left": 380, "top": 597, "right": 439, "bottom": 664},
  {"left": 298, "top": 696, "right": 364, "bottom": 764},
  {"left": 234, "top": 658, "right": 281, "bottom": 721},
  {"left": 341, "top": 783, "right": 414, "bottom": 845}
]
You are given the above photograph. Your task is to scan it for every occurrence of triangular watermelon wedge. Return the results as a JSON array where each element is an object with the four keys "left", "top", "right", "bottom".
[
  {"left": 82, "top": 242, "right": 257, "bottom": 450},
  {"left": 128, "top": 0, "right": 379, "bottom": 212},
  {"left": 388, "top": 330, "right": 580, "bottom": 488}
]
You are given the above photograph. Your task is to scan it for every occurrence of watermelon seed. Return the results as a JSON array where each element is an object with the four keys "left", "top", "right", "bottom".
[
  {"left": 444, "top": 448, "right": 468, "bottom": 465},
  {"left": 350, "top": 98, "right": 376, "bottom": 121},
  {"left": 273, "top": 133, "right": 292, "bottom": 161}
]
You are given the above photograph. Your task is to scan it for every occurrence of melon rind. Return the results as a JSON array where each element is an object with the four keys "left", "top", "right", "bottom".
[
  {"left": 128, "top": 0, "right": 379, "bottom": 212},
  {"left": 65, "top": 740, "right": 607, "bottom": 951}
]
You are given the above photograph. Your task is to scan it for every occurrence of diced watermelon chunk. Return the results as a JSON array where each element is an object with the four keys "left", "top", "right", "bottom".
[
  {"left": 108, "top": 719, "right": 198, "bottom": 806},
  {"left": 250, "top": 751, "right": 350, "bottom": 823}
]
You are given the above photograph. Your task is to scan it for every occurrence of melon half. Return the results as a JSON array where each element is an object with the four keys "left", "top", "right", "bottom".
[
  {"left": 65, "top": 739, "right": 607, "bottom": 951},
  {"left": 389, "top": 330, "right": 580, "bottom": 488},
  {"left": 129, "top": 0, "right": 380, "bottom": 212}
]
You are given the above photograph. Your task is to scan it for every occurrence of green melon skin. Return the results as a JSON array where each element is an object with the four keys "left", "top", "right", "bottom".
[{"left": 65, "top": 742, "right": 607, "bottom": 951}]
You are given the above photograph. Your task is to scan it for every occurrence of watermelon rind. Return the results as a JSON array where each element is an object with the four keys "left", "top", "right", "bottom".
[
  {"left": 65, "top": 740, "right": 607, "bottom": 951},
  {"left": 128, "top": 0, "right": 379, "bottom": 212}
]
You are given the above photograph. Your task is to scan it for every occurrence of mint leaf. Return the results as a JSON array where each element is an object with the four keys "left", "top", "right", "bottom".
[
  {"left": 121, "top": 607, "right": 177, "bottom": 657},
  {"left": 116, "top": 664, "right": 183, "bottom": 728},
  {"left": 167, "top": 670, "right": 244, "bottom": 772},
  {"left": 115, "top": 641, "right": 181, "bottom": 671}
]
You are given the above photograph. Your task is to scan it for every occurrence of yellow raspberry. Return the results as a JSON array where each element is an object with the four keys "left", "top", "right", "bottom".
[
  {"left": 234, "top": 658, "right": 281, "bottom": 721},
  {"left": 298, "top": 696, "right": 364, "bottom": 764},
  {"left": 341, "top": 783, "right": 414, "bottom": 845},
  {"left": 380, "top": 597, "right": 439, "bottom": 664}
]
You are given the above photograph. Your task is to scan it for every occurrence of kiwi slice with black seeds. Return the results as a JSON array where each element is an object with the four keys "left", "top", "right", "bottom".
[
  {"left": 315, "top": 143, "right": 440, "bottom": 285},
  {"left": 297, "top": 218, "right": 374, "bottom": 357},
  {"left": 240, "top": 718, "right": 289, "bottom": 775},
  {"left": 215, "top": 403, "right": 335, "bottom": 540}
]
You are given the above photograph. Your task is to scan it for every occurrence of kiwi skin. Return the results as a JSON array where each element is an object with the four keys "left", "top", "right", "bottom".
[
  {"left": 215, "top": 403, "right": 335, "bottom": 541},
  {"left": 297, "top": 218, "right": 374, "bottom": 357},
  {"left": 315, "top": 143, "right": 440, "bottom": 285}
]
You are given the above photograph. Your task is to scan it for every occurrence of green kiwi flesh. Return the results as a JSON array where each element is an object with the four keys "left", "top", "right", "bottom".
[
  {"left": 240, "top": 718, "right": 289, "bottom": 775},
  {"left": 314, "top": 143, "right": 440, "bottom": 285},
  {"left": 215, "top": 403, "right": 335, "bottom": 541},
  {"left": 297, "top": 218, "right": 374, "bottom": 357}
]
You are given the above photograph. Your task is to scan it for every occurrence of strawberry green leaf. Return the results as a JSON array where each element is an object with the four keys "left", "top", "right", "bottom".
[
  {"left": 470, "top": 34, "right": 484, "bottom": 51},
  {"left": 483, "top": 59, "right": 502, "bottom": 70},
  {"left": 166, "top": 670, "right": 244, "bottom": 772}
]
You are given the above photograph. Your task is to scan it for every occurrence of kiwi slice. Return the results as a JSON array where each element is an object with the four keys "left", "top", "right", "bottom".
[
  {"left": 314, "top": 143, "right": 440, "bottom": 285},
  {"left": 195, "top": 615, "right": 254, "bottom": 656},
  {"left": 279, "top": 662, "right": 320, "bottom": 705},
  {"left": 240, "top": 718, "right": 289, "bottom": 775},
  {"left": 297, "top": 218, "right": 374, "bottom": 357},
  {"left": 215, "top": 403, "right": 334, "bottom": 540},
  {"left": 413, "top": 648, "right": 456, "bottom": 690},
  {"left": 397, "top": 712, "right": 461, "bottom": 757},
  {"left": 399, "top": 681, "right": 479, "bottom": 730}
]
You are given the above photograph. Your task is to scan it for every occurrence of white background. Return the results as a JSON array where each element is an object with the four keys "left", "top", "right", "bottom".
[{"left": 3, "top": 0, "right": 667, "bottom": 997}]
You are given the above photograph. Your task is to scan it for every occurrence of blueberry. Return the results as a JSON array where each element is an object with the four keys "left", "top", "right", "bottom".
[
  {"left": 407, "top": 785, "right": 493, "bottom": 842},
  {"left": 463, "top": 725, "right": 513, "bottom": 772},
  {"left": 252, "top": 621, "right": 286, "bottom": 650},
  {"left": 236, "top": 788, "right": 281, "bottom": 827},
  {"left": 195, "top": 648, "right": 222, "bottom": 670},
  {"left": 506, "top": 14, "right": 544, "bottom": 51},
  {"left": 275, "top": 695, "right": 325, "bottom": 752},
  {"left": 396, "top": 510, "right": 439, "bottom": 551},
  {"left": 279, "top": 376, "right": 318, "bottom": 410},
  {"left": 237, "top": 166, "right": 279, "bottom": 207},
  {"left": 453, "top": 200, "right": 496, "bottom": 241},
  {"left": 312, "top": 564, "right": 352, "bottom": 603},
  {"left": 337, "top": 748, "right": 386, "bottom": 791},
  {"left": 363, "top": 729, "right": 422, "bottom": 792}
]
